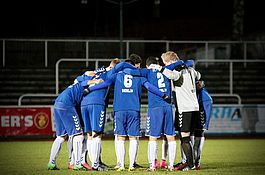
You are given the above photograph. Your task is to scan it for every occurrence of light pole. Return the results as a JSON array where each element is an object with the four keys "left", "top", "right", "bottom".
[{"left": 105, "top": 0, "right": 140, "bottom": 59}]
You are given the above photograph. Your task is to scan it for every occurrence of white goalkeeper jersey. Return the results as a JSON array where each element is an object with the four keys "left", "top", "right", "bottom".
[{"left": 173, "top": 67, "right": 201, "bottom": 113}]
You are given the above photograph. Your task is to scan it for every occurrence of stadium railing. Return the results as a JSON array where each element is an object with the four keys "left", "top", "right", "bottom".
[
  {"left": 18, "top": 93, "right": 58, "bottom": 106},
  {"left": 55, "top": 58, "right": 112, "bottom": 94},
  {"left": 195, "top": 59, "right": 265, "bottom": 96},
  {"left": 17, "top": 58, "right": 265, "bottom": 105},
  {"left": 2, "top": 39, "right": 265, "bottom": 67}
]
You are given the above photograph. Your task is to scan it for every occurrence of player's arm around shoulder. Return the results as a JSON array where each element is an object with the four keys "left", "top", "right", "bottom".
[{"left": 161, "top": 68, "right": 182, "bottom": 80}]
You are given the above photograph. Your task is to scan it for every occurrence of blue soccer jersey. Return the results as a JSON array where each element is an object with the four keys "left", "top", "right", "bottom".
[
  {"left": 55, "top": 81, "right": 85, "bottom": 107},
  {"left": 81, "top": 71, "right": 110, "bottom": 106},
  {"left": 127, "top": 68, "right": 172, "bottom": 108},
  {"left": 113, "top": 73, "right": 147, "bottom": 111},
  {"left": 88, "top": 70, "right": 166, "bottom": 111},
  {"left": 80, "top": 61, "right": 137, "bottom": 106},
  {"left": 87, "top": 69, "right": 166, "bottom": 136},
  {"left": 123, "top": 67, "right": 175, "bottom": 137},
  {"left": 198, "top": 87, "right": 213, "bottom": 130},
  {"left": 80, "top": 62, "right": 137, "bottom": 132}
]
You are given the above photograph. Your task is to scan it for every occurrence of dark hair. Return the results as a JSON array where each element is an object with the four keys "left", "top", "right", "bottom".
[
  {"left": 128, "top": 54, "right": 142, "bottom": 65},
  {"left": 124, "top": 59, "right": 134, "bottom": 65},
  {"left": 146, "top": 56, "right": 160, "bottom": 66}
]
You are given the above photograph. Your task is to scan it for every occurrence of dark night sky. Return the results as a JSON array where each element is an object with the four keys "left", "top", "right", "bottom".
[{"left": 0, "top": 0, "right": 265, "bottom": 40}]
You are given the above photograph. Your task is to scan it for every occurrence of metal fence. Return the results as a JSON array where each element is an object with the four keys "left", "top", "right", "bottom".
[{"left": 1, "top": 39, "right": 265, "bottom": 68}]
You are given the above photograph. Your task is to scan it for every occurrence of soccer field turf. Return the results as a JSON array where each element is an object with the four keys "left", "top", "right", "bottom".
[{"left": 0, "top": 139, "right": 264, "bottom": 175}]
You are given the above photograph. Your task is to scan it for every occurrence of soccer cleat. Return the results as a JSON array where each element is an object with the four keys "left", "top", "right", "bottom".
[
  {"left": 133, "top": 162, "right": 143, "bottom": 168},
  {"left": 92, "top": 166, "right": 107, "bottom": 171},
  {"left": 68, "top": 163, "right": 74, "bottom": 169},
  {"left": 117, "top": 167, "right": 125, "bottom": 172},
  {"left": 82, "top": 162, "right": 92, "bottom": 170},
  {"left": 47, "top": 163, "right": 60, "bottom": 170},
  {"left": 114, "top": 164, "right": 120, "bottom": 169},
  {"left": 195, "top": 164, "right": 201, "bottom": 170},
  {"left": 128, "top": 167, "right": 136, "bottom": 172},
  {"left": 99, "top": 161, "right": 110, "bottom": 169},
  {"left": 174, "top": 162, "right": 187, "bottom": 170},
  {"left": 167, "top": 166, "right": 174, "bottom": 171},
  {"left": 154, "top": 159, "right": 159, "bottom": 169},
  {"left": 145, "top": 167, "right": 156, "bottom": 172},
  {"left": 73, "top": 164, "right": 87, "bottom": 171},
  {"left": 182, "top": 165, "right": 195, "bottom": 171},
  {"left": 159, "top": 159, "right": 167, "bottom": 168}
]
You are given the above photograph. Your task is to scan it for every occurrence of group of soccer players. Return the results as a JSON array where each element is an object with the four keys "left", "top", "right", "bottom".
[{"left": 47, "top": 51, "right": 213, "bottom": 172}]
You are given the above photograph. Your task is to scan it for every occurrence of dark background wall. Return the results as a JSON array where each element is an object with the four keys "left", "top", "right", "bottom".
[{"left": 1, "top": 0, "right": 264, "bottom": 40}]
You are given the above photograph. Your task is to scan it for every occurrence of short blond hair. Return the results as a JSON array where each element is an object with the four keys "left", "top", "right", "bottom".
[
  {"left": 161, "top": 51, "right": 179, "bottom": 63},
  {"left": 109, "top": 58, "right": 121, "bottom": 67}
]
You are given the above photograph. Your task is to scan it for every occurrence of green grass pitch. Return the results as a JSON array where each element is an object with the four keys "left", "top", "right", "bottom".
[{"left": 0, "top": 139, "right": 265, "bottom": 175}]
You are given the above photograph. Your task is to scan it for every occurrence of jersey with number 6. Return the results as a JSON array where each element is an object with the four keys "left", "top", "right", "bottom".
[{"left": 109, "top": 71, "right": 148, "bottom": 112}]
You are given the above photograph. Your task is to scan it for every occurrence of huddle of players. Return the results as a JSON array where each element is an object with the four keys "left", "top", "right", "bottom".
[{"left": 47, "top": 51, "right": 213, "bottom": 172}]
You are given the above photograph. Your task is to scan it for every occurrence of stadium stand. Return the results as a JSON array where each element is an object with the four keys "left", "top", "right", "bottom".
[
  {"left": 0, "top": 61, "right": 265, "bottom": 106},
  {"left": 196, "top": 62, "right": 265, "bottom": 104}
]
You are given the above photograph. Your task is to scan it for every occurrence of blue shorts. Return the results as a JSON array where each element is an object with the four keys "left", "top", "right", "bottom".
[
  {"left": 81, "top": 104, "right": 106, "bottom": 133},
  {"left": 114, "top": 110, "right": 140, "bottom": 137},
  {"left": 145, "top": 105, "right": 175, "bottom": 138},
  {"left": 54, "top": 103, "right": 83, "bottom": 137}
]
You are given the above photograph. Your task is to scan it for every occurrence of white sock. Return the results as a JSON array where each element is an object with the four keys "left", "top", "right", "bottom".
[
  {"left": 67, "top": 136, "right": 73, "bottom": 163},
  {"left": 116, "top": 140, "right": 125, "bottom": 168},
  {"left": 194, "top": 137, "right": 205, "bottom": 165},
  {"left": 91, "top": 137, "right": 102, "bottom": 168},
  {"left": 148, "top": 141, "right": 157, "bottom": 168},
  {"left": 161, "top": 140, "right": 168, "bottom": 160},
  {"left": 134, "top": 138, "right": 139, "bottom": 164},
  {"left": 49, "top": 136, "right": 65, "bottom": 165},
  {"left": 81, "top": 135, "right": 87, "bottom": 164},
  {"left": 168, "top": 141, "right": 176, "bottom": 167},
  {"left": 155, "top": 142, "right": 158, "bottom": 160},
  {"left": 114, "top": 135, "right": 119, "bottom": 165},
  {"left": 129, "top": 139, "right": 138, "bottom": 168},
  {"left": 73, "top": 135, "right": 84, "bottom": 166},
  {"left": 70, "top": 151, "right": 75, "bottom": 165},
  {"left": 87, "top": 138, "right": 92, "bottom": 163}
]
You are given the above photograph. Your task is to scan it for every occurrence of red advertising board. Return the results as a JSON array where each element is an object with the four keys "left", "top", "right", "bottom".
[{"left": 0, "top": 107, "right": 54, "bottom": 136}]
